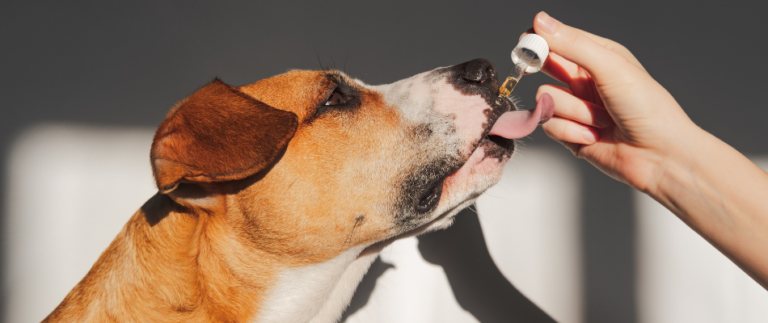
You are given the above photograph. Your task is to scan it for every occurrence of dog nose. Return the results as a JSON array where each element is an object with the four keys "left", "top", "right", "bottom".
[{"left": 458, "top": 58, "right": 496, "bottom": 84}]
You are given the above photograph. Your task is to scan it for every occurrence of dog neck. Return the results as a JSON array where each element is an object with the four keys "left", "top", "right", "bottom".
[
  {"left": 44, "top": 193, "right": 375, "bottom": 323},
  {"left": 44, "top": 194, "right": 268, "bottom": 322},
  {"left": 254, "top": 245, "right": 375, "bottom": 323}
]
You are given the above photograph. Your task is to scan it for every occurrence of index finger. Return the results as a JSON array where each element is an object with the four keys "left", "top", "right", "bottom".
[
  {"left": 519, "top": 27, "right": 643, "bottom": 71},
  {"left": 541, "top": 51, "right": 581, "bottom": 86},
  {"left": 532, "top": 12, "right": 643, "bottom": 83}
]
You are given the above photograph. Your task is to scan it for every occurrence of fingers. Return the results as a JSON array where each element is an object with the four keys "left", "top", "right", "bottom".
[
  {"left": 521, "top": 29, "right": 642, "bottom": 73},
  {"left": 519, "top": 23, "right": 642, "bottom": 70},
  {"left": 575, "top": 28, "right": 644, "bottom": 71},
  {"left": 542, "top": 116, "right": 599, "bottom": 145},
  {"left": 556, "top": 140, "right": 584, "bottom": 157},
  {"left": 519, "top": 28, "right": 535, "bottom": 40},
  {"left": 537, "top": 84, "right": 613, "bottom": 128},
  {"left": 540, "top": 51, "right": 581, "bottom": 85},
  {"left": 533, "top": 12, "right": 639, "bottom": 83}
]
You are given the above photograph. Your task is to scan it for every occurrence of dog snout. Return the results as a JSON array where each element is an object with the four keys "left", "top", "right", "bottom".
[{"left": 458, "top": 58, "right": 496, "bottom": 84}]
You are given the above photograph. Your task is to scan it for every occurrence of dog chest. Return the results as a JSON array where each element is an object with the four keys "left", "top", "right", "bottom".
[{"left": 254, "top": 245, "right": 373, "bottom": 323}]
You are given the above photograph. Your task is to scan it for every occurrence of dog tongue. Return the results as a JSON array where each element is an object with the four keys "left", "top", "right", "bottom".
[{"left": 489, "top": 93, "right": 554, "bottom": 139}]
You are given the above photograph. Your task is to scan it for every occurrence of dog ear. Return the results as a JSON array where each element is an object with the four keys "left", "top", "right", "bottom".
[{"left": 150, "top": 79, "right": 298, "bottom": 194}]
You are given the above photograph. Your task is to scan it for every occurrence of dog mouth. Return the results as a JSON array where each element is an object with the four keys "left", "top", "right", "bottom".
[
  {"left": 424, "top": 92, "right": 552, "bottom": 215},
  {"left": 410, "top": 120, "right": 511, "bottom": 219},
  {"left": 415, "top": 177, "right": 445, "bottom": 214},
  {"left": 487, "top": 95, "right": 554, "bottom": 141},
  {"left": 391, "top": 60, "right": 555, "bottom": 237},
  {"left": 486, "top": 134, "right": 515, "bottom": 150},
  {"left": 363, "top": 60, "right": 557, "bottom": 258},
  {"left": 479, "top": 96, "right": 519, "bottom": 157},
  {"left": 411, "top": 96, "right": 528, "bottom": 218}
]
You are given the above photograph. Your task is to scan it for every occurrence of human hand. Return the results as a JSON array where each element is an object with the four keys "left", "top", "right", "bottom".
[
  {"left": 532, "top": 12, "right": 702, "bottom": 194},
  {"left": 529, "top": 12, "right": 768, "bottom": 290}
]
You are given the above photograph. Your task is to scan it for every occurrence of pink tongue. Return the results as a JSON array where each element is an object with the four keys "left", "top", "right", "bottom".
[{"left": 489, "top": 93, "right": 555, "bottom": 139}]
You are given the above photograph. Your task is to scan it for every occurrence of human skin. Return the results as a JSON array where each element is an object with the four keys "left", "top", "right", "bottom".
[{"left": 531, "top": 11, "right": 768, "bottom": 289}]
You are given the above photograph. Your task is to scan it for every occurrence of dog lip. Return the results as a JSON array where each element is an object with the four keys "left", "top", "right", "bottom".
[
  {"left": 469, "top": 98, "right": 516, "bottom": 155},
  {"left": 483, "top": 113, "right": 516, "bottom": 151},
  {"left": 359, "top": 196, "right": 465, "bottom": 258},
  {"left": 414, "top": 177, "right": 445, "bottom": 214}
]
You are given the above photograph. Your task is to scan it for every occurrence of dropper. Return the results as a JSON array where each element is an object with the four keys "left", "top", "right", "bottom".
[{"left": 498, "top": 34, "right": 550, "bottom": 98}]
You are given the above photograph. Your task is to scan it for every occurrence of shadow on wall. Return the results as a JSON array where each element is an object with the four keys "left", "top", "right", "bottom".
[{"left": 343, "top": 208, "right": 556, "bottom": 323}]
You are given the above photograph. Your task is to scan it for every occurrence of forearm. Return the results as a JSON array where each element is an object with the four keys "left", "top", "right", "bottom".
[{"left": 649, "top": 126, "right": 768, "bottom": 288}]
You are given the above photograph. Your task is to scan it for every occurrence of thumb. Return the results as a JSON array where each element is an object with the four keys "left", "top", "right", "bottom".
[{"left": 533, "top": 12, "right": 633, "bottom": 82}]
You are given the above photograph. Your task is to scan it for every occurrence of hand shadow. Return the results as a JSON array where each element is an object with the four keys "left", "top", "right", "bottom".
[
  {"left": 342, "top": 207, "right": 557, "bottom": 323},
  {"left": 418, "top": 208, "right": 556, "bottom": 322},
  {"left": 340, "top": 256, "right": 394, "bottom": 322}
]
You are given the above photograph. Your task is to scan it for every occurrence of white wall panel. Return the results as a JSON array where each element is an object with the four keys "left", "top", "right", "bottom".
[
  {"left": 636, "top": 157, "right": 768, "bottom": 323},
  {"left": 345, "top": 237, "right": 477, "bottom": 323},
  {"left": 477, "top": 147, "right": 583, "bottom": 323},
  {"left": 4, "top": 124, "right": 157, "bottom": 323}
]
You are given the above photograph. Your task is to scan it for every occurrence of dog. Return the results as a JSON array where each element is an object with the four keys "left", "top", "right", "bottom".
[{"left": 43, "top": 58, "right": 549, "bottom": 323}]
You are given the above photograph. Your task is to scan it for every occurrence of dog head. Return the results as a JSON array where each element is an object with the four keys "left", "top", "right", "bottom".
[{"left": 150, "top": 58, "right": 520, "bottom": 264}]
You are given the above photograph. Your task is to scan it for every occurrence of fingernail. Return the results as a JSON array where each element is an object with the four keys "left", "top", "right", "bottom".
[
  {"left": 537, "top": 12, "right": 557, "bottom": 34},
  {"left": 538, "top": 93, "right": 555, "bottom": 125},
  {"left": 582, "top": 128, "right": 598, "bottom": 143}
]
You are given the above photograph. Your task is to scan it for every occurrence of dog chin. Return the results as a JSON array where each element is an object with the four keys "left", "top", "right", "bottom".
[
  {"left": 425, "top": 141, "right": 512, "bottom": 227},
  {"left": 445, "top": 142, "right": 510, "bottom": 193},
  {"left": 357, "top": 143, "right": 510, "bottom": 259},
  {"left": 409, "top": 145, "right": 509, "bottom": 234}
]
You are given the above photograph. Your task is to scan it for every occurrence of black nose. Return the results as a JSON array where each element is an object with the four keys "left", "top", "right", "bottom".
[{"left": 458, "top": 58, "right": 496, "bottom": 84}]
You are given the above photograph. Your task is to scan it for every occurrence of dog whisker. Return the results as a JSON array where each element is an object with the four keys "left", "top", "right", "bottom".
[
  {"left": 285, "top": 179, "right": 298, "bottom": 193},
  {"left": 346, "top": 215, "right": 365, "bottom": 248}
]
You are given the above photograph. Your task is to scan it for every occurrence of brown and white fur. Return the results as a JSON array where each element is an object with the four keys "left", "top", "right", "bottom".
[{"left": 44, "top": 58, "right": 518, "bottom": 323}]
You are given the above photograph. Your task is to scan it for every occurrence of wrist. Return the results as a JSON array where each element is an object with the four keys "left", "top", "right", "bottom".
[{"left": 642, "top": 122, "right": 710, "bottom": 202}]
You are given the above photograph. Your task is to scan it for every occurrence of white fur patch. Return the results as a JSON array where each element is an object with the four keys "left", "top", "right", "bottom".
[
  {"left": 254, "top": 245, "right": 374, "bottom": 323},
  {"left": 366, "top": 70, "right": 491, "bottom": 158},
  {"left": 308, "top": 252, "right": 379, "bottom": 323}
]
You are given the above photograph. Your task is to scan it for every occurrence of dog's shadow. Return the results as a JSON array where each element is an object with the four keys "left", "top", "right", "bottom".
[{"left": 341, "top": 207, "right": 556, "bottom": 323}]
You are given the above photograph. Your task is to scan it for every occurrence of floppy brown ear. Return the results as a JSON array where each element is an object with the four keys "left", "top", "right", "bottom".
[{"left": 150, "top": 79, "right": 298, "bottom": 194}]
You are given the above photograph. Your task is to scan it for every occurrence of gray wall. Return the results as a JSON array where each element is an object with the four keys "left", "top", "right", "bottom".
[{"left": 2, "top": 1, "right": 766, "bottom": 322}]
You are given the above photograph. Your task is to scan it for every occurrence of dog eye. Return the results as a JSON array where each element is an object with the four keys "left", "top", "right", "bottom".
[{"left": 324, "top": 90, "right": 347, "bottom": 106}]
